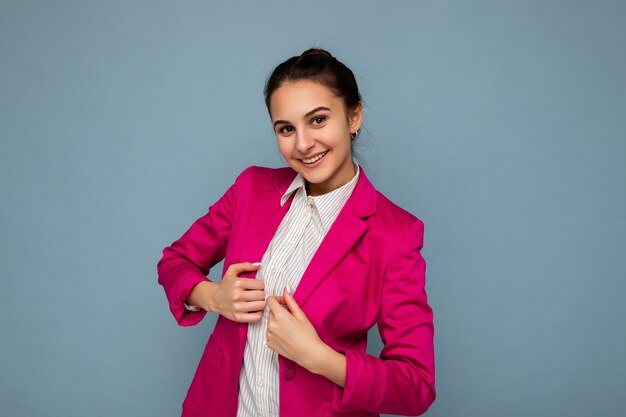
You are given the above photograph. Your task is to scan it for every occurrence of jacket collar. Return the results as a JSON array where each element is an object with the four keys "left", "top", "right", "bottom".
[{"left": 274, "top": 163, "right": 377, "bottom": 219}]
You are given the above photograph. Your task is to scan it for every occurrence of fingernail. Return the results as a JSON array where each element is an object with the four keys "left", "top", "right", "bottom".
[{"left": 252, "top": 262, "right": 261, "bottom": 266}]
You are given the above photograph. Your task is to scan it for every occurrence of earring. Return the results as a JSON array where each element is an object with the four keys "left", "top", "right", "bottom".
[{"left": 350, "top": 129, "right": 359, "bottom": 140}]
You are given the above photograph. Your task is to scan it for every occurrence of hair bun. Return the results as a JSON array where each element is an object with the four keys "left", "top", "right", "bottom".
[
  {"left": 264, "top": 47, "right": 361, "bottom": 114},
  {"left": 300, "top": 48, "right": 334, "bottom": 59}
]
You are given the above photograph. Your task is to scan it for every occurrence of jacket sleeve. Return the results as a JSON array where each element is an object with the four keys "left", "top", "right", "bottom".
[
  {"left": 156, "top": 166, "right": 252, "bottom": 326},
  {"left": 333, "top": 219, "right": 436, "bottom": 416}
]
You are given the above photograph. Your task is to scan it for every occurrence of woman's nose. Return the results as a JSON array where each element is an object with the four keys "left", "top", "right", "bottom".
[{"left": 295, "top": 130, "right": 315, "bottom": 153}]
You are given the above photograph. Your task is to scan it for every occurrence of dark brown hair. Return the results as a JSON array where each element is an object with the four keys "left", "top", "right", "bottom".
[{"left": 264, "top": 48, "right": 362, "bottom": 118}]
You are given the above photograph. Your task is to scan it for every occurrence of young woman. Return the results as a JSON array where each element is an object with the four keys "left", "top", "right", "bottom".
[{"left": 157, "top": 48, "right": 436, "bottom": 417}]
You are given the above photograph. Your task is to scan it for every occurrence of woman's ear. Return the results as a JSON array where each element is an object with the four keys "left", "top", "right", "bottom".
[{"left": 349, "top": 101, "right": 363, "bottom": 133}]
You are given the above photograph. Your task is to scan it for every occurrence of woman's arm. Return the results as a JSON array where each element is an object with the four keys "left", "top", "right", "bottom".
[
  {"left": 332, "top": 219, "right": 436, "bottom": 416},
  {"left": 304, "top": 342, "right": 347, "bottom": 387},
  {"left": 156, "top": 166, "right": 253, "bottom": 326}
]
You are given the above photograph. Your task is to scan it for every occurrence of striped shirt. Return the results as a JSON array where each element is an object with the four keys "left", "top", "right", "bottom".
[{"left": 236, "top": 162, "right": 360, "bottom": 417}]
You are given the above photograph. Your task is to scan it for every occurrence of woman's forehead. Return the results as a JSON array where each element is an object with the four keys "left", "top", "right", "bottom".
[{"left": 269, "top": 80, "right": 343, "bottom": 119}]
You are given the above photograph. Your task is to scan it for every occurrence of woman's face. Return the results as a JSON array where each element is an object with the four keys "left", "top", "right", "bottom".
[{"left": 269, "top": 79, "right": 362, "bottom": 196}]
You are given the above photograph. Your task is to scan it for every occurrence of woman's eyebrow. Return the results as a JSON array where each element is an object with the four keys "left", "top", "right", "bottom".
[
  {"left": 273, "top": 106, "right": 331, "bottom": 129},
  {"left": 304, "top": 106, "right": 331, "bottom": 117}
]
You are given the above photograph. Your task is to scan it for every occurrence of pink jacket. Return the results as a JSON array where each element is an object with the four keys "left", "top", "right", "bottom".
[{"left": 157, "top": 165, "right": 436, "bottom": 417}]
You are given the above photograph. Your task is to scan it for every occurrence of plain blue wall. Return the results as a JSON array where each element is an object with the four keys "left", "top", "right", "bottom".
[{"left": 1, "top": 1, "right": 625, "bottom": 416}]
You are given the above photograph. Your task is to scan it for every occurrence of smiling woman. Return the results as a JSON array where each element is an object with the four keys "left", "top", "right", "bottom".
[
  {"left": 157, "top": 48, "right": 436, "bottom": 417},
  {"left": 270, "top": 79, "right": 362, "bottom": 196}
]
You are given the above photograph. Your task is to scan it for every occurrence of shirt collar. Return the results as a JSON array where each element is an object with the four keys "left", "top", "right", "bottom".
[
  {"left": 280, "top": 162, "right": 360, "bottom": 230},
  {"left": 281, "top": 162, "right": 360, "bottom": 205}
]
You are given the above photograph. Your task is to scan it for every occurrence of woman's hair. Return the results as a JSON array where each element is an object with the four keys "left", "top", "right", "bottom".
[{"left": 264, "top": 48, "right": 362, "bottom": 118}]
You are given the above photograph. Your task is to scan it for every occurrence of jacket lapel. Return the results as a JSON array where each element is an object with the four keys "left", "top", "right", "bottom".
[
  {"left": 237, "top": 171, "right": 296, "bottom": 272},
  {"left": 237, "top": 169, "right": 296, "bottom": 344},
  {"left": 294, "top": 165, "right": 378, "bottom": 308}
]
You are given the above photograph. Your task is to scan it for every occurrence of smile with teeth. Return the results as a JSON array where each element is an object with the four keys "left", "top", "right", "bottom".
[{"left": 301, "top": 150, "right": 328, "bottom": 164}]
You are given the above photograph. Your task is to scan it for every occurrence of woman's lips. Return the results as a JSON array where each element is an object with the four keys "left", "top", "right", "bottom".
[{"left": 300, "top": 150, "right": 328, "bottom": 165}]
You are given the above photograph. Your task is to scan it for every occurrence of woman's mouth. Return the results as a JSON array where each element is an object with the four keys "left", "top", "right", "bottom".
[{"left": 300, "top": 150, "right": 328, "bottom": 165}]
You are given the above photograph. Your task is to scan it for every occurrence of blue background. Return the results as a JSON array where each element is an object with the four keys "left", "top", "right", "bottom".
[{"left": 1, "top": 1, "right": 625, "bottom": 416}]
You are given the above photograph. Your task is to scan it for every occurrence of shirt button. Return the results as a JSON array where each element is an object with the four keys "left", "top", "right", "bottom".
[
  {"left": 270, "top": 268, "right": 277, "bottom": 276},
  {"left": 306, "top": 196, "right": 314, "bottom": 206},
  {"left": 283, "top": 365, "right": 296, "bottom": 381},
  {"left": 287, "top": 240, "right": 295, "bottom": 246},
  {"left": 303, "top": 210, "right": 311, "bottom": 217},
  {"left": 257, "top": 379, "right": 266, "bottom": 387}
]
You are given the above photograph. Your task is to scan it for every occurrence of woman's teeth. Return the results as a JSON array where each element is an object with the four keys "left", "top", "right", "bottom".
[{"left": 302, "top": 151, "right": 328, "bottom": 164}]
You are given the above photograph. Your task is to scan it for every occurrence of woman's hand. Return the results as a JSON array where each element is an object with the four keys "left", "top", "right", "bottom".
[
  {"left": 188, "top": 262, "right": 266, "bottom": 323},
  {"left": 266, "top": 288, "right": 326, "bottom": 367},
  {"left": 267, "top": 289, "right": 346, "bottom": 387},
  {"left": 266, "top": 288, "right": 347, "bottom": 386}
]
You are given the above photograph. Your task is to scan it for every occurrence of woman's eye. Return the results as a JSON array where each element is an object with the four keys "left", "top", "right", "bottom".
[
  {"left": 312, "top": 116, "right": 326, "bottom": 125},
  {"left": 278, "top": 125, "right": 294, "bottom": 134}
]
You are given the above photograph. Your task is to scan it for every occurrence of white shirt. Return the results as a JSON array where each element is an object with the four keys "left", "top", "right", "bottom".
[{"left": 236, "top": 163, "right": 360, "bottom": 417}]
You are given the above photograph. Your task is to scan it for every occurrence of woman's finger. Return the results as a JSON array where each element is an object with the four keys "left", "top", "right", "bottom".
[
  {"left": 239, "top": 289, "right": 266, "bottom": 301},
  {"left": 234, "top": 300, "right": 266, "bottom": 313},
  {"left": 237, "top": 277, "right": 265, "bottom": 291},
  {"left": 283, "top": 288, "right": 305, "bottom": 319},
  {"left": 266, "top": 296, "right": 283, "bottom": 315},
  {"left": 226, "top": 261, "right": 262, "bottom": 277},
  {"left": 233, "top": 310, "right": 263, "bottom": 323}
]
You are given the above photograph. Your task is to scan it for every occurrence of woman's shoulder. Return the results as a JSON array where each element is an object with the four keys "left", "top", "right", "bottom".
[
  {"left": 369, "top": 187, "right": 425, "bottom": 236},
  {"left": 232, "top": 164, "right": 296, "bottom": 188},
  {"left": 240, "top": 164, "right": 294, "bottom": 177}
]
